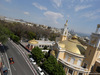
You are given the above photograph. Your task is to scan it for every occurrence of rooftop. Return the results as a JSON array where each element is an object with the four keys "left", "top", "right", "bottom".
[{"left": 58, "top": 39, "right": 86, "bottom": 55}]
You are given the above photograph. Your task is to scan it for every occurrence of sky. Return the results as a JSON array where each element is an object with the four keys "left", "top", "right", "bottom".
[{"left": 0, "top": 0, "right": 100, "bottom": 34}]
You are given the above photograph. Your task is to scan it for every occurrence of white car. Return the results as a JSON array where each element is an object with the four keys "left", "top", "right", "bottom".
[
  {"left": 38, "top": 67, "right": 42, "bottom": 71},
  {"left": 32, "top": 61, "right": 36, "bottom": 65},
  {"left": 30, "top": 58, "right": 36, "bottom": 65},
  {"left": 40, "top": 72, "right": 44, "bottom": 75},
  {"left": 30, "top": 58, "right": 34, "bottom": 62},
  {"left": 38, "top": 67, "right": 45, "bottom": 75}
]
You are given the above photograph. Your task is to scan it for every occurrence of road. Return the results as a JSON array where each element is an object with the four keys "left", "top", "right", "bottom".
[{"left": 3, "top": 40, "right": 37, "bottom": 75}]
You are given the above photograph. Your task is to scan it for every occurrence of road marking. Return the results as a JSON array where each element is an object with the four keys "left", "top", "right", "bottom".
[
  {"left": 3, "top": 45, "right": 12, "bottom": 75},
  {"left": 12, "top": 65, "right": 16, "bottom": 71},
  {"left": 9, "top": 40, "right": 38, "bottom": 75},
  {"left": 17, "top": 52, "right": 20, "bottom": 55}
]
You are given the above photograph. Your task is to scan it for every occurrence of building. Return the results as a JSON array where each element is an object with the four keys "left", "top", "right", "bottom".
[
  {"left": 51, "top": 20, "right": 100, "bottom": 75},
  {"left": 26, "top": 39, "right": 54, "bottom": 51}
]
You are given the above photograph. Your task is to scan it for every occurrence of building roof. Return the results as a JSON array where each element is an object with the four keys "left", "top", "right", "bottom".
[
  {"left": 28, "top": 39, "right": 54, "bottom": 45},
  {"left": 58, "top": 39, "right": 86, "bottom": 55},
  {"left": 28, "top": 39, "right": 38, "bottom": 44}
]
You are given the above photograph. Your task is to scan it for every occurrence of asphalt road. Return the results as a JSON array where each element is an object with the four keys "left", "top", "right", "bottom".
[{"left": 5, "top": 41, "right": 34, "bottom": 75}]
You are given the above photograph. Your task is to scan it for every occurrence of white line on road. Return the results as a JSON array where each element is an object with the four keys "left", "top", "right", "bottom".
[
  {"left": 12, "top": 65, "right": 16, "bottom": 71},
  {"left": 3, "top": 46, "right": 12, "bottom": 75},
  {"left": 9, "top": 40, "right": 38, "bottom": 75},
  {"left": 17, "top": 51, "right": 20, "bottom": 55}
]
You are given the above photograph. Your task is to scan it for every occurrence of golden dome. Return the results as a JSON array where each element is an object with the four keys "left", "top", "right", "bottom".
[
  {"left": 59, "top": 43, "right": 65, "bottom": 48},
  {"left": 28, "top": 39, "right": 38, "bottom": 44},
  {"left": 58, "top": 39, "right": 86, "bottom": 55},
  {"left": 72, "top": 35, "right": 78, "bottom": 39}
]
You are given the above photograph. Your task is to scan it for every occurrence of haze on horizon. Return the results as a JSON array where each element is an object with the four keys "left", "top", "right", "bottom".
[{"left": 0, "top": 0, "right": 100, "bottom": 34}]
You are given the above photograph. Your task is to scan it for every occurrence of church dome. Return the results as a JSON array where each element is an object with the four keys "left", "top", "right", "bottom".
[
  {"left": 72, "top": 35, "right": 78, "bottom": 39},
  {"left": 58, "top": 39, "right": 86, "bottom": 55},
  {"left": 28, "top": 39, "right": 38, "bottom": 44}
]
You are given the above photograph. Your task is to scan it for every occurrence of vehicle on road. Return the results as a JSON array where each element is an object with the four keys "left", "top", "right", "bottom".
[
  {"left": 30, "top": 58, "right": 36, "bottom": 65},
  {"left": 37, "top": 67, "right": 45, "bottom": 75},
  {"left": 3, "top": 66, "right": 8, "bottom": 75},
  {"left": 9, "top": 57, "right": 14, "bottom": 64},
  {"left": 30, "top": 58, "right": 34, "bottom": 62}
]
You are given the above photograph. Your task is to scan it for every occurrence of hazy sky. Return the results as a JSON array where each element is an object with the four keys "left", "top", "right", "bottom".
[{"left": 0, "top": 0, "right": 100, "bottom": 34}]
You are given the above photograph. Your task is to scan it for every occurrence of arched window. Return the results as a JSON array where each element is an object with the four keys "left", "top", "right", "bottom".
[
  {"left": 77, "top": 59, "right": 82, "bottom": 66},
  {"left": 96, "top": 66, "right": 100, "bottom": 73},
  {"left": 82, "top": 63, "right": 87, "bottom": 68},
  {"left": 98, "top": 55, "right": 100, "bottom": 58},
  {"left": 65, "top": 55, "right": 69, "bottom": 61},
  {"left": 70, "top": 57, "right": 75, "bottom": 64}
]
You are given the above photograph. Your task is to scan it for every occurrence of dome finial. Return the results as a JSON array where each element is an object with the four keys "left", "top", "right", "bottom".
[{"left": 65, "top": 20, "right": 68, "bottom": 26}]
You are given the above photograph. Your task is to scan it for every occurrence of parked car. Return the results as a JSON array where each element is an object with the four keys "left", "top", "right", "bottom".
[
  {"left": 32, "top": 61, "right": 36, "bottom": 65},
  {"left": 37, "top": 67, "right": 45, "bottom": 75},
  {"left": 30, "top": 58, "right": 36, "bottom": 65},
  {"left": 29, "top": 58, "right": 34, "bottom": 62},
  {"left": 9, "top": 57, "right": 14, "bottom": 64},
  {"left": 40, "top": 71, "right": 44, "bottom": 75}
]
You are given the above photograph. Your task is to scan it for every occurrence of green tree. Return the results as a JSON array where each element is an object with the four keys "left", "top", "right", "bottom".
[
  {"left": 27, "top": 32, "right": 36, "bottom": 40},
  {"left": 10, "top": 33, "right": 20, "bottom": 43},
  {"left": 0, "top": 25, "right": 11, "bottom": 44},
  {"left": 31, "top": 47, "right": 44, "bottom": 64},
  {"left": 42, "top": 55, "right": 65, "bottom": 75},
  {"left": 49, "top": 33, "right": 60, "bottom": 41}
]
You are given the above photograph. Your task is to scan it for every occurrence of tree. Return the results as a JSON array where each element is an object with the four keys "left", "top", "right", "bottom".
[
  {"left": 0, "top": 25, "right": 11, "bottom": 44},
  {"left": 31, "top": 47, "right": 44, "bottom": 64},
  {"left": 49, "top": 33, "right": 60, "bottom": 41},
  {"left": 42, "top": 55, "right": 65, "bottom": 75},
  {"left": 10, "top": 34, "right": 20, "bottom": 43},
  {"left": 27, "top": 32, "right": 36, "bottom": 40}
]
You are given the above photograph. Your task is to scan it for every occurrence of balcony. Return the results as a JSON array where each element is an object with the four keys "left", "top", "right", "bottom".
[{"left": 58, "top": 58, "right": 89, "bottom": 73}]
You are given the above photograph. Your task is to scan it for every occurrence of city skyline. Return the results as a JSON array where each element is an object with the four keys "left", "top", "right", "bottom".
[{"left": 0, "top": 0, "right": 100, "bottom": 34}]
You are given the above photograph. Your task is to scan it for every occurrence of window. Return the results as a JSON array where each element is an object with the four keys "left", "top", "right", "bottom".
[
  {"left": 98, "top": 55, "right": 100, "bottom": 58},
  {"left": 47, "top": 45, "right": 49, "bottom": 47},
  {"left": 65, "top": 55, "right": 69, "bottom": 61},
  {"left": 69, "top": 69, "right": 73, "bottom": 75},
  {"left": 79, "top": 73, "right": 83, "bottom": 75},
  {"left": 70, "top": 57, "right": 75, "bottom": 64},
  {"left": 82, "top": 63, "right": 87, "bottom": 68},
  {"left": 88, "top": 50, "right": 91, "bottom": 55},
  {"left": 96, "top": 66, "right": 100, "bottom": 73},
  {"left": 77, "top": 59, "right": 82, "bottom": 66},
  {"left": 42, "top": 45, "right": 44, "bottom": 47}
]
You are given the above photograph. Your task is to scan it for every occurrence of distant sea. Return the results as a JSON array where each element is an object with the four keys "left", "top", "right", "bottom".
[{"left": 76, "top": 32, "right": 90, "bottom": 38}]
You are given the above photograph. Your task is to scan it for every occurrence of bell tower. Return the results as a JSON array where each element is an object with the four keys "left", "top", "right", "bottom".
[
  {"left": 83, "top": 24, "right": 100, "bottom": 72},
  {"left": 60, "top": 20, "right": 68, "bottom": 41}
]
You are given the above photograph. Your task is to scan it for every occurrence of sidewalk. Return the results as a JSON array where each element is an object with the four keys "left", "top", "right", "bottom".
[
  {"left": 19, "top": 41, "right": 31, "bottom": 53},
  {"left": 0, "top": 45, "right": 11, "bottom": 75}
]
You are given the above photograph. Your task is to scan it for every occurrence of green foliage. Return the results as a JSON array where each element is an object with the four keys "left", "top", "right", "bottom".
[
  {"left": 42, "top": 55, "right": 65, "bottom": 75},
  {"left": 27, "top": 32, "right": 36, "bottom": 40},
  {"left": 28, "top": 54, "right": 32, "bottom": 58},
  {"left": 49, "top": 33, "right": 60, "bottom": 41},
  {"left": 0, "top": 20, "right": 60, "bottom": 41},
  {"left": 0, "top": 24, "right": 11, "bottom": 43},
  {"left": 10, "top": 34, "right": 20, "bottom": 43},
  {"left": 31, "top": 47, "right": 44, "bottom": 64},
  {"left": 44, "top": 52, "right": 49, "bottom": 58}
]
